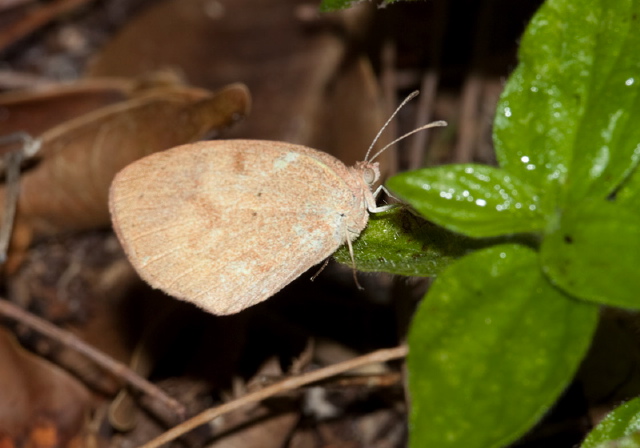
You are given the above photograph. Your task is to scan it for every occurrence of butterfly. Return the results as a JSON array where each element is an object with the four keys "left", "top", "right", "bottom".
[{"left": 109, "top": 91, "right": 445, "bottom": 314}]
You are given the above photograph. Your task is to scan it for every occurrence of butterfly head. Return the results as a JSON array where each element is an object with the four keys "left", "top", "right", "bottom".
[{"left": 355, "top": 161, "right": 380, "bottom": 189}]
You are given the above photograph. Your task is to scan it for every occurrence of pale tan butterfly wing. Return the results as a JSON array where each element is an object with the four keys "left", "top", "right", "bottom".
[{"left": 109, "top": 140, "right": 370, "bottom": 315}]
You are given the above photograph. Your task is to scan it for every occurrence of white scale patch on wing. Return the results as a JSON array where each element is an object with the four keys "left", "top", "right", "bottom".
[{"left": 273, "top": 151, "right": 300, "bottom": 171}]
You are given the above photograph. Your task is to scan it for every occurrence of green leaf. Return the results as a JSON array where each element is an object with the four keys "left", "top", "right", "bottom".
[
  {"left": 589, "top": 434, "right": 640, "bottom": 448},
  {"left": 493, "top": 0, "right": 640, "bottom": 206},
  {"left": 318, "top": 0, "right": 361, "bottom": 12},
  {"left": 582, "top": 397, "right": 640, "bottom": 448},
  {"left": 333, "top": 208, "right": 500, "bottom": 277},
  {"left": 540, "top": 198, "right": 640, "bottom": 309},
  {"left": 387, "top": 164, "right": 547, "bottom": 238},
  {"left": 408, "top": 244, "right": 599, "bottom": 448}
]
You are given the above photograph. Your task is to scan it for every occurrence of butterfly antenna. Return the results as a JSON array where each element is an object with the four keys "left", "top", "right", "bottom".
[
  {"left": 364, "top": 90, "right": 420, "bottom": 162},
  {"left": 368, "top": 120, "right": 447, "bottom": 163}
]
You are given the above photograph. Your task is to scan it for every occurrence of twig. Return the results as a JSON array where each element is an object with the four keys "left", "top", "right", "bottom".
[
  {"left": 454, "top": 0, "right": 495, "bottom": 163},
  {"left": 455, "top": 74, "right": 483, "bottom": 163},
  {"left": 323, "top": 371, "right": 403, "bottom": 389},
  {"left": 139, "top": 345, "right": 409, "bottom": 448},
  {"left": 0, "top": 132, "right": 39, "bottom": 263},
  {"left": 0, "top": 0, "right": 96, "bottom": 52},
  {"left": 0, "top": 151, "right": 21, "bottom": 263},
  {"left": 408, "top": 0, "right": 446, "bottom": 170},
  {"left": 380, "top": 39, "right": 398, "bottom": 174},
  {"left": 0, "top": 298, "right": 186, "bottom": 419},
  {"left": 0, "top": 69, "right": 56, "bottom": 90},
  {"left": 408, "top": 70, "right": 439, "bottom": 169}
]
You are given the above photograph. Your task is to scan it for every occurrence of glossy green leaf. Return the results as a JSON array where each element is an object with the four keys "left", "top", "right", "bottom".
[
  {"left": 582, "top": 397, "right": 640, "bottom": 448},
  {"left": 333, "top": 208, "right": 500, "bottom": 277},
  {"left": 494, "top": 0, "right": 640, "bottom": 206},
  {"left": 408, "top": 244, "right": 599, "bottom": 448},
  {"left": 387, "top": 164, "right": 547, "bottom": 238},
  {"left": 587, "top": 434, "right": 640, "bottom": 448},
  {"left": 540, "top": 198, "right": 640, "bottom": 308}
]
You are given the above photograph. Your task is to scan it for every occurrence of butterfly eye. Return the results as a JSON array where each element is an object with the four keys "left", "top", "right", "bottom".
[{"left": 363, "top": 167, "right": 376, "bottom": 185}]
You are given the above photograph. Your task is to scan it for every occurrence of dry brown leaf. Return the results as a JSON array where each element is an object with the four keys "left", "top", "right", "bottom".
[
  {"left": 0, "top": 71, "right": 191, "bottom": 143},
  {"left": 308, "top": 56, "right": 390, "bottom": 169},
  {"left": 86, "top": 0, "right": 388, "bottom": 167},
  {"left": 2, "top": 82, "right": 250, "bottom": 271},
  {"left": 0, "top": 326, "right": 91, "bottom": 446},
  {"left": 0, "top": 79, "right": 130, "bottom": 138},
  {"left": 87, "top": 0, "right": 347, "bottom": 142}
]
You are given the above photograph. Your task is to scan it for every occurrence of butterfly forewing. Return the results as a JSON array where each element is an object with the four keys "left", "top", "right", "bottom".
[{"left": 109, "top": 140, "right": 369, "bottom": 315}]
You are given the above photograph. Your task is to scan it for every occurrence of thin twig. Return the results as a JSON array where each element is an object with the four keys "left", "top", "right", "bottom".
[
  {"left": 408, "top": 0, "right": 446, "bottom": 170},
  {"left": 454, "top": 0, "right": 495, "bottom": 163},
  {"left": 455, "top": 74, "right": 483, "bottom": 163},
  {"left": 0, "top": 0, "right": 96, "bottom": 52},
  {"left": 380, "top": 39, "right": 399, "bottom": 174},
  {"left": 408, "top": 71, "right": 439, "bottom": 169},
  {"left": 323, "top": 371, "right": 403, "bottom": 389},
  {"left": 139, "top": 345, "right": 409, "bottom": 448},
  {"left": 0, "top": 131, "right": 40, "bottom": 169},
  {"left": 0, "top": 298, "right": 186, "bottom": 419},
  {"left": 0, "top": 69, "right": 56, "bottom": 90},
  {"left": 0, "top": 151, "right": 21, "bottom": 263},
  {"left": 0, "top": 132, "right": 40, "bottom": 263}
]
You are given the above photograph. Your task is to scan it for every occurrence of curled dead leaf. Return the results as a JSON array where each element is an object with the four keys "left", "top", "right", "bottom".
[
  {"left": 0, "top": 79, "right": 131, "bottom": 138},
  {"left": 0, "top": 82, "right": 251, "bottom": 271},
  {"left": 0, "top": 71, "right": 197, "bottom": 144}
]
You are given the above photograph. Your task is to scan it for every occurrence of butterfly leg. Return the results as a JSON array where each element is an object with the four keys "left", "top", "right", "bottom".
[
  {"left": 368, "top": 185, "right": 400, "bottom": 214},
  {"left": 372, "top": 184, "right": 398, "bottom": 200},
  {"left": 310, "top": 258, "right": 330, "bottom": 281}
]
